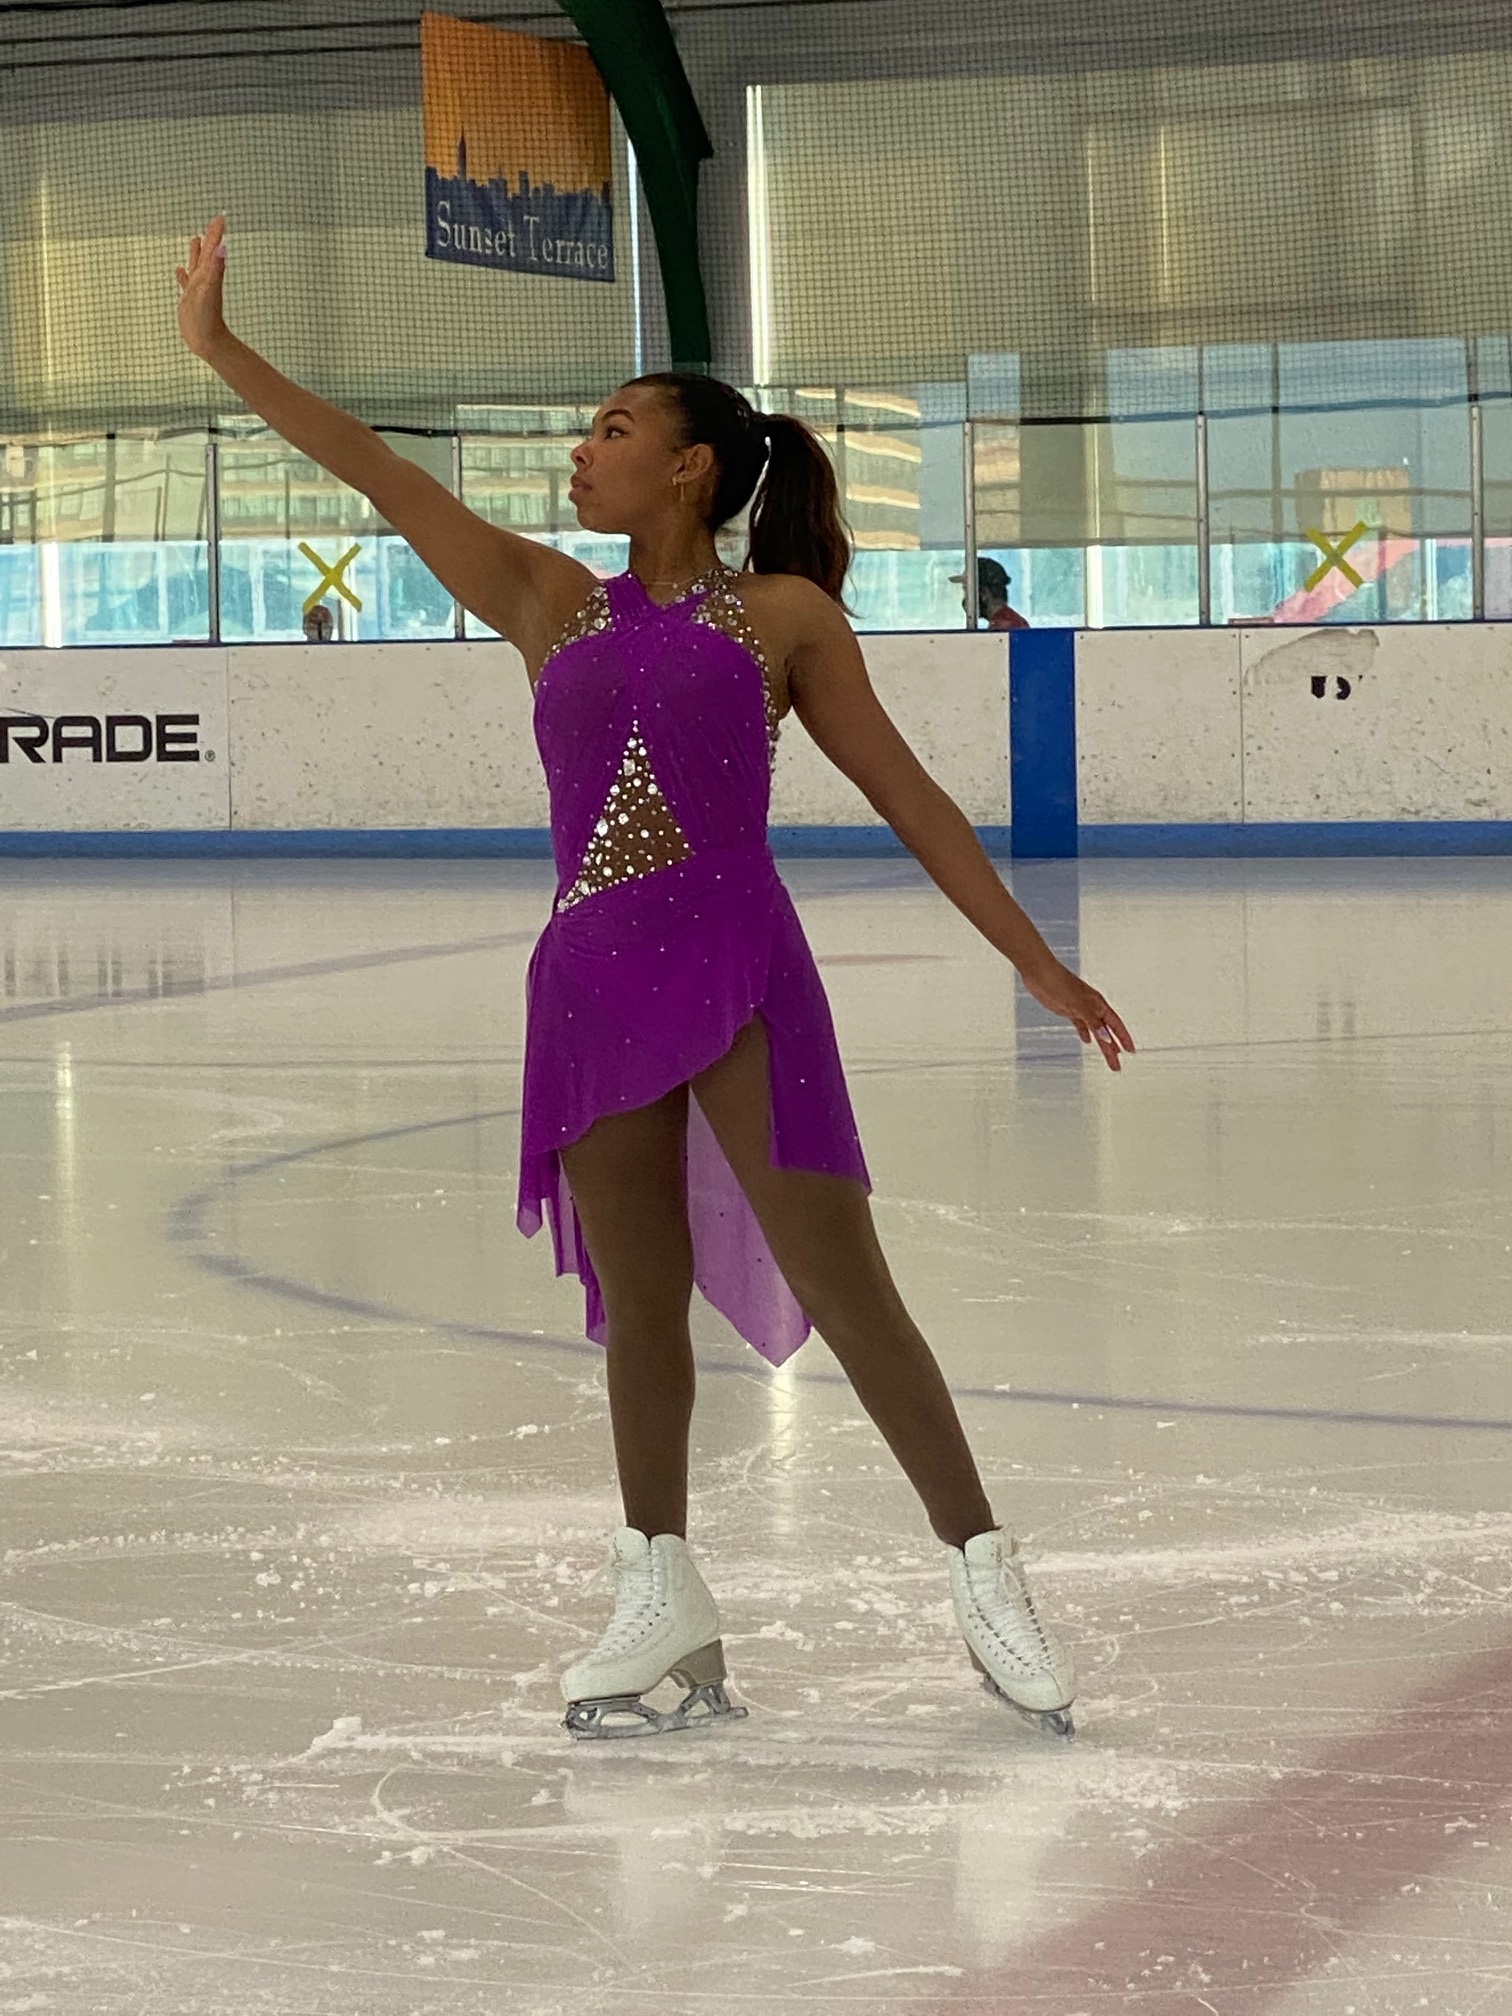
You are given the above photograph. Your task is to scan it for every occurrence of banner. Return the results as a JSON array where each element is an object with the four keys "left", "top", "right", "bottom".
[
  {"left": 421, "top": 12, "right": 614, "bottom": 283},
  {"left": 0, "top": 651, "right": 230, "bottom": 832}
]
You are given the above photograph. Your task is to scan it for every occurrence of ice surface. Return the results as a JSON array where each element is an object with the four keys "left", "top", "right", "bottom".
[{"left": 1, "top": 856, "right": 1509, "bottom": 2015}]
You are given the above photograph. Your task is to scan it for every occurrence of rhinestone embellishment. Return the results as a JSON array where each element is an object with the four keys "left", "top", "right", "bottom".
[
  {"left": 555, "top": 723, "right": 691, "bottom": 912},
  {"left": 539, "top": 581, "right": 612, "bottom": 673},
  {"left": 692, "top": 577, "right": 783, "bottom": 764}
]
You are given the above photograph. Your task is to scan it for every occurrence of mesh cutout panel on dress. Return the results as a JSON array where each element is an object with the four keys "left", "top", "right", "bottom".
[{"left": 556, "top": 723, "right": 692, "bottom": 912}]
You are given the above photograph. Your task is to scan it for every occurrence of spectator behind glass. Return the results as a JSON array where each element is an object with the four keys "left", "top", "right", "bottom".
[{"left": 950, "top": 556, "right": 1029, "bottom": 630}]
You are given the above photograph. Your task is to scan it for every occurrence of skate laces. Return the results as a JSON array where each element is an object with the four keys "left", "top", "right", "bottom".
[
  {"left": 597, "top": 1552, "right": 664, "bottom": 1656},
  {"left": 973, "top": 1547, "right": 1053, "bottom": 1667}
]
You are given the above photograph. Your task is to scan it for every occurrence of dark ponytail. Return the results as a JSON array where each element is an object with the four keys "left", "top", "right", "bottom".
[
  {"left": 629, "top": 372, "right": 854, "bottom": 604},
  {"left": 748, "top": 413, "right": 853, "bottom": 606}
]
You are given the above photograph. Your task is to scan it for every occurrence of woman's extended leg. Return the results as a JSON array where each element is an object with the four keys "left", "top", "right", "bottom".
[
  {"left": 559, "top": 1086, "right": 697, "bottom": 1539},
  {"left": 690, "top": 1019, "right": 996, "bottom": 1548}
]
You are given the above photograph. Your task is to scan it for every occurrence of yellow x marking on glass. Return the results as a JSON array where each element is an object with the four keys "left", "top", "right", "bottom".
[
  {"left": 1303, "top": 522, "right": 1367, "bottom": 593},
  {"left": 298, "top": 541, "right": 364, "bottom": 614}
]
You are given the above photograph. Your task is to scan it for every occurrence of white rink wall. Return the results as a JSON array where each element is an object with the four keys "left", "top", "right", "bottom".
[
  {"left": 0, "top": 632, "right": 1011, "bottom": 838},
  {"left": 1079, "top": 626, "right": 1512, "bottom": 827},
  {"left": 0, "top": 649, "right": 234, "bottom": 833},
  {"left": 1, "top": 622, "right": 1510, "bottom": 845},
  {"left": 771, "top": 632, "right": 1011, "bottom": 831}
]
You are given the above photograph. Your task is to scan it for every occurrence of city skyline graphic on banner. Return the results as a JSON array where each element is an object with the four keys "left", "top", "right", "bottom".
[{"left": 420, "top": 12, "right": 614, "bottom": 283}]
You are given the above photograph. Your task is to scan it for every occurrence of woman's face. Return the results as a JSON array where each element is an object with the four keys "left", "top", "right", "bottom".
[{"left": 568, "top": 385, "right": 712, "bottom": 532}]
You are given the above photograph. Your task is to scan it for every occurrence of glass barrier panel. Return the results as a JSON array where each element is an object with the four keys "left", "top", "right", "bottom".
[
  {"left": 759, "top": 385, "right": 968, "bottom": 631},
  {"left": 0, "top": 435, "right": 209, "bottom": 646},
  {"left": 1480, "top": 379, "right": 1512, "bottom": 618},
  {"left": 217, "top": 430, "right": 454, "bottom": 642},
  {"left": 973, "top": 416, "right": 1198, "bottom": 627},
  {"left": 1208, "top": 342, "right": 1471, "bottom": 625}
]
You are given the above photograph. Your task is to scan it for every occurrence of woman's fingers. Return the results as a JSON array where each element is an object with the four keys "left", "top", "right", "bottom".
[
  {"left": 185, "top": 219, "right": 225, "bottom": 273},
  {"left": 1085, "top": 1015, "right": 1121, "bottom": 1070},
  {"left": 1081, "top": 994, "right": 1133, "bottom": 1071},
  {"left": 1032, "top": 964, "right": 1134, "bottom": 1071},
  {"left": 1098, "top": 1027, "right": 1129, "bottom": 1067},
  {"left": 1099, "top": 1004, "right": 1135, "bottom": 1054}
]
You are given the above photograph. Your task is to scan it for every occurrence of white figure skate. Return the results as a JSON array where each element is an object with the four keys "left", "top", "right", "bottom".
[
  {"left": 561, "top": 1526, "right": 748, "bottom": 1740},
  {"left": 947, "top": 1528, "right": 1076, "bottom": 1737}
]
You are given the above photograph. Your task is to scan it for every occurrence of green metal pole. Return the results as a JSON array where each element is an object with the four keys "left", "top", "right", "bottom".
[{"left": 556, "top": 0, "right": 714, "bottom": 370}]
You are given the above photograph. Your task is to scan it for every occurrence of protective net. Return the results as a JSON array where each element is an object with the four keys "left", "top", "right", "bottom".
[
  {"left": 0, "top": 2, "right": 636, "bottom": 435},
  {"left": 732, "top": 1, "right": 1512, "bottom": 423},
  {"left": 3, "top": 0, "right": 1510, "bottom": 435},
  {"left": 3, "top": 1, "right": 1511, "bottom": 635}
]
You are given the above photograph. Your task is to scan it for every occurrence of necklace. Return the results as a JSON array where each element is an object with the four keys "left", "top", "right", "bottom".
[{"left": 633, "top": 559, "right": 736, "bottom": 605}]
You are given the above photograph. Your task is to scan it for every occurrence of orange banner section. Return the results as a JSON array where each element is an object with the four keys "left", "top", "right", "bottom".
[{"left": 421, "top": 12, "right": 614, "bottom": 281}]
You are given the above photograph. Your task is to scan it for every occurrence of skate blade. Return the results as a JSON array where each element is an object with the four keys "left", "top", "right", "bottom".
[
  {"left": 978, "top": 1671, "right": 1075, "bottom": 1738},
  {"left": 967, "top": 1651, "right": 1075, "bottom": 1738},
  {"left": 563, "top": 1680, "right": 750, "bottom": 1742}
]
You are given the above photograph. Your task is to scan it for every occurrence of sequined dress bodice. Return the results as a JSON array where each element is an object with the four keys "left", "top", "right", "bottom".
[
  {"left": 517, "top": 560, "right": 871, "bottom": 1370},
  {"left": 532, "top": 564, "right": 783, "bottom": 916}
]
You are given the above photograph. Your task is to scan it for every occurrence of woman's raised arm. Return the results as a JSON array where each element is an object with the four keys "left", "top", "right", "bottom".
[{"left": 175, "top": 214, "right": 591, "bottom": 662}]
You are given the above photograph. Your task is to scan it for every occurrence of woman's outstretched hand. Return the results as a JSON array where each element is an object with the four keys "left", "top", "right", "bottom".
[
  {"left": 176, "top": 214, "right": 230, "bottom": 361},
  {"left": 1020, "top": 957, "right": 1135, "bottom": 1072}
]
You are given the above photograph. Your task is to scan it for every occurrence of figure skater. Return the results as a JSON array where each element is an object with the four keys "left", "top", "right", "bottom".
[{"left": 177, "top": 214, "right": 1133, "bottom": 1741}]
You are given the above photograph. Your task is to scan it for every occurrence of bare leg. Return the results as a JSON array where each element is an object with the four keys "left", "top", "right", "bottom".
[
  {"left": 691, "top": 1020, "right": 996, "bottom": 1549},
  {"left": 560, "top": 1086, "right": 696, "bottom": 1540}
]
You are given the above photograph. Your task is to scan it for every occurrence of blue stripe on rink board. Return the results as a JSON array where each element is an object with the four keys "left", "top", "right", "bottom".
[
  {"left": 0, "top": 827, "right": 1016, "bottom": 859},
  {"left": 0, "top": 829, "right": 554, "bottom": 858},
  {"left": 1081, "top": 823, "right": 1512, "bottom": 857},
  {"left": 1009, "top": 629, "right": 1078, "bottom": 859},
  {"left": 5, "top": 824, "right": 1511, "bottom": 861},
  {"left": 769, "top": 826, "right": 1013, "bottom": 856}
]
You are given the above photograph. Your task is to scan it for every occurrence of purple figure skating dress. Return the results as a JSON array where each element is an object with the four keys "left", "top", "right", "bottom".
[{"left": 516, "top": 561, "right": 871, "bottom": 1366}]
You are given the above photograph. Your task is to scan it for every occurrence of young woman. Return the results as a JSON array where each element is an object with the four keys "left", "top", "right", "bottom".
[{"left": 177, "top": 214, "right": 1133, "bottom": 1742}]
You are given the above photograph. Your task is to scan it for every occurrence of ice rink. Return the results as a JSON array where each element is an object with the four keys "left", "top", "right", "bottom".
[{"left": 1, "top": 854, "right": 1509, "bottom": 2016}]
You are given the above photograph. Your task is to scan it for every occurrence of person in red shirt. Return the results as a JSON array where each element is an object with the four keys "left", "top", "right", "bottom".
[{"left": 951, "top": 556, "right": 1029, "bottom": 630}]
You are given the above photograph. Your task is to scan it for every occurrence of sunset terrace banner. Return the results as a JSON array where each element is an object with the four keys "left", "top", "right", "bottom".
[{"left": 421, "top": 12, "right": 614, "bottom": 283}]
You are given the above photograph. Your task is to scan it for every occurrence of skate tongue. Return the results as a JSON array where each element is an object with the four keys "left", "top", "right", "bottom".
[
  {"left": 962, "top": 1529, "right": 1004, "bottom": 1567},
  {"left": 610, "top": 1526, "right": 653, "bottom": 1568}
]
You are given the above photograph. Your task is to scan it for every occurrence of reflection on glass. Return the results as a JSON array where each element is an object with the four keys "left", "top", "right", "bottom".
[
  {"left": 766, "top": 384, "right": 968, "bottom": 630},
  {"left": 1208, "top": 340, "right": 1471, "bottom": 626},
  {"left": 0, "top": 339, "right": 1499, "bottom": 640},
  {"left": 0, "top": 435, "right": 209, "bottom": 646},
  {"left": 218, "top": 431, "right": 455, "bottom": 643},
  {"left": 974, "top": 413, "right": 1197, "bottom": 627}
]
